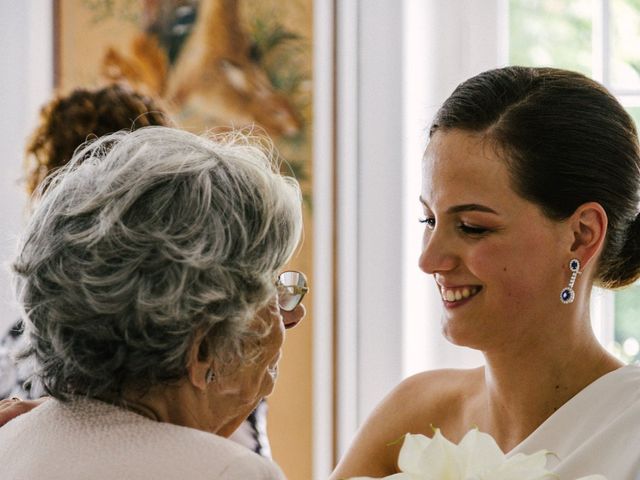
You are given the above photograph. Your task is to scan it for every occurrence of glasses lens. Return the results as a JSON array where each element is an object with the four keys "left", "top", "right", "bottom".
[{"left": 277, "top": 271, "right": 307, "bottom": 311}]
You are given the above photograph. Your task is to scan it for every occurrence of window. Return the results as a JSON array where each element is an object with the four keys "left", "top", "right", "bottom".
[{"left": 509, "top": 0, "right": 640, "bottom": 363}]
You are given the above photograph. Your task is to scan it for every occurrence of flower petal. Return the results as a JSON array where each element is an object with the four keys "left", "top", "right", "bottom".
[
  {"left": 398, "top": 430, "right": 461, "bottom": 479},
  {"left": 456, "top": 428, "right": 506, "bottom": 473},
  {"left": 396, "top": 433, "right": 432, "bottom": 474},
  {"left": 383, "top": 428, "right": 607, "bottom": 480}
]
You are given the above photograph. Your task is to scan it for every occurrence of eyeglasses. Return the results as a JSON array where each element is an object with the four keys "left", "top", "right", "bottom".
[{"left": 276, "top": 271, "right": 309, "bottom": 312}]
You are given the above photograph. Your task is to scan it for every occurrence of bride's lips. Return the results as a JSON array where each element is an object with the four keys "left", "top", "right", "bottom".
[{"left": 438, "top": 284, "right": 482, "bottom": 308}]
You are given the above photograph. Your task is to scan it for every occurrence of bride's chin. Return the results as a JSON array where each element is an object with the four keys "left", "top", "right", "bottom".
[{"left": 441, "top": 322, "right": 484, "bottom": 350}]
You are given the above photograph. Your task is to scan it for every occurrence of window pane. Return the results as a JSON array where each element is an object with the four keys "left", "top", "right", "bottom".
[
  {"left": 611, "top": 0, "right": 640, "bottom": 90},
  {"left": 623, "top": 105, "right": 640, "bottom": 128},
  {"left": 509, "top": 0, "right": 592, "bottom": 75},
  {"left": 614, "top": 285, "right": 640, "bottom": 363},
  {"left": 615, "top": 106, "right": 640, "bottom": 365}
]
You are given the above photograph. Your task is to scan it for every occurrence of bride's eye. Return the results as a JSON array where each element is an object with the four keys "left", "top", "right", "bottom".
[
  {"left": 419, "top": 217, "right": 435, "bottom": 229},
  {"left": 458, "top": 223, "right": 490, "bottom": 236}
]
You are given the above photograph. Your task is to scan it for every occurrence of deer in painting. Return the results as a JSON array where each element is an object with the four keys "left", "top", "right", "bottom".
[{"left": 103, "top": 0, "right": 302, "bottom": 138}]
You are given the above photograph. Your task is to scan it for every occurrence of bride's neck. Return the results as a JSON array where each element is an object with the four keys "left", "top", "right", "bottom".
[{"left": 477, "top": 326, "right": 622, "bottom": 450}]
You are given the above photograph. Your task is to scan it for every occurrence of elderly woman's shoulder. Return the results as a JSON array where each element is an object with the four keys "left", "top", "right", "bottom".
[
  {"left": 172, "top": 424, "right": 285, "bottom": 479},
  {"left": 0, "top": 397, "right": 285, "bottom": 479},
  {"left": 216, "top": 452, "right": 286, "bottom": 479}
]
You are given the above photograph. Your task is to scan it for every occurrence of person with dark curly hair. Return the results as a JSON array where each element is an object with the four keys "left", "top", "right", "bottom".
[{"left": 23, "top": 84, "right": 171, "bottom": 196}]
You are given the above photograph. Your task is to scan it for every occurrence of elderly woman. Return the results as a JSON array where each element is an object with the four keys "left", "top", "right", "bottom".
[
  {"left": 0, "top": 126, "right": 306, "bottom": 479},
  {"left": 0, "top": 83, "right": 276, "bottom": 457}
]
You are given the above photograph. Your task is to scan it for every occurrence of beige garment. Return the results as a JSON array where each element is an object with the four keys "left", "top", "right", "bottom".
[
  {"left": 0, "top": 397, "right": 285, "bottom": 480},
  {"left": 509, "top": 364, "right": 640, "bottom": 480}
]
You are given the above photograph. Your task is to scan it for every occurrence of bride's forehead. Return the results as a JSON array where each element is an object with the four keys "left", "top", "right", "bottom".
[
  {"left": 423, "top": 132, "right": 509, "bottom": 182},
  {"left": 421, "top": 133, "right": 520, "bottom": 208},
  {"left": 425, "top": 129, "right": 502, "bottom": 161}
]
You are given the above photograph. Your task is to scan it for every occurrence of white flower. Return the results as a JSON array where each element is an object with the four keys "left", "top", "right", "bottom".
[{"left": 349, "top": 428, "right": 607, "bottom": 480}]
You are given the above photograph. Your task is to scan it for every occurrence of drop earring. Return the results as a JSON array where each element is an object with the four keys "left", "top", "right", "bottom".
[
  {"left": 205, "top": 368, "right": 215, "bottom": 384},
  {"left": 560, "top": 258, "right": 581, "bottom": 304}
]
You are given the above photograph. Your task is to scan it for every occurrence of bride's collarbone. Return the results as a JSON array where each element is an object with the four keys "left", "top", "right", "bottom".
[{"left": 390, "top": 368, "right": 485, "bottom": 442}]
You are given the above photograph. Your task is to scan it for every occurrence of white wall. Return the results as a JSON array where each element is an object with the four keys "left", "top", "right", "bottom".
[{"left": 0, "top": 1, "right": 53, "bottom": 333}]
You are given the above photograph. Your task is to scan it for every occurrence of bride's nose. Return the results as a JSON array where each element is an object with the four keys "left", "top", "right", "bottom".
[{"left": 419, "top": 227, "right": 458, "bottom": 275}]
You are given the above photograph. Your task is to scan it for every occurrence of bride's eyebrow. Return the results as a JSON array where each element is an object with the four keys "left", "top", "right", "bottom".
[
  {"left": 446, "top": 204, "right": 498, "bottom": 215},
  {"left": 419, "top": 197, "right": 499, "bottom": 215}
]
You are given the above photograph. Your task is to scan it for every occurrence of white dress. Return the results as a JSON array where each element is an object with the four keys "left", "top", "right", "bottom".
[
  {"left": 0, "top": 397, "right": 286, "bottom": 480},
  {"left": 509, "top": 364, "right": 640, "bottom": 479}
]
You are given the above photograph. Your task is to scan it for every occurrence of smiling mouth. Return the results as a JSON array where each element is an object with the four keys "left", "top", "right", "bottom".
[{"left": 439, "top": 286, "right": 482, "bottom": 303}]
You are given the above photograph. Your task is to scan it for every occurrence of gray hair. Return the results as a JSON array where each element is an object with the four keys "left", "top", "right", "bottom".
[{"left": 13, "top": 126, "right": 303, "bottom": 399}]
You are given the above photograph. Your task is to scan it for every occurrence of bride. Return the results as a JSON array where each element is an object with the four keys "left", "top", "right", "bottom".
[{"left": 331, "top": 66, "right": 640, "bottom": 479}]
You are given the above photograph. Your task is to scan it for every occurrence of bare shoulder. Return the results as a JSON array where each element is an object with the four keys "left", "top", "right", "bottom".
[
  {"left": 373, "top": 367, "right": 484, "bottom": 437},
  {"left": 391, "top": 367, "right": 481, "bottom": 420},
  {"left": 330, "top": 367, "right": 483, "bottom": 479}
]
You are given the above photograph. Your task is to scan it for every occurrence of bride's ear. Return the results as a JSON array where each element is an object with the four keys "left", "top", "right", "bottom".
[{"left": 568, "top": 202, "right": 608, "bottom": 269}]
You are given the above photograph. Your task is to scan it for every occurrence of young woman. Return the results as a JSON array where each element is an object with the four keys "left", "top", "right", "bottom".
[{"left": 331, "top": 67, "right": 640, "bottom": 479}]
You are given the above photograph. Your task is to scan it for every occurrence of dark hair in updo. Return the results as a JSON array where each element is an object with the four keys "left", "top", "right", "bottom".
[{"left": 430, "top": 66, "right": 640, "bottom": 289}]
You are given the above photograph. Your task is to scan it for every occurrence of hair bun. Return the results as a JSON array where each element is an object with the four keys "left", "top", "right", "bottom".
[{"left": 598, "top": 212, "right": 640, "bottom": 289}]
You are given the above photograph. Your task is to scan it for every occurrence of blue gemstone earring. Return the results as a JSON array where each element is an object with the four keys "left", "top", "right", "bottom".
[{"left": 560, "top": 258, "right": 581, "bottom": 304}]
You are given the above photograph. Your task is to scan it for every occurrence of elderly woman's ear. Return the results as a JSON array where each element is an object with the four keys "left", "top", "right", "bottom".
[{"left": 187, "top": 332, "right": 214, "bottom": 391}]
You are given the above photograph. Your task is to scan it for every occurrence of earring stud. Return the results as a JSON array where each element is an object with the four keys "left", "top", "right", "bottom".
[
  {"left": 205, "top": 368, "right": 215, "bottom": 384},
  {"left": 560, "top": 258, "right": 581, "bottom": 304}
]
